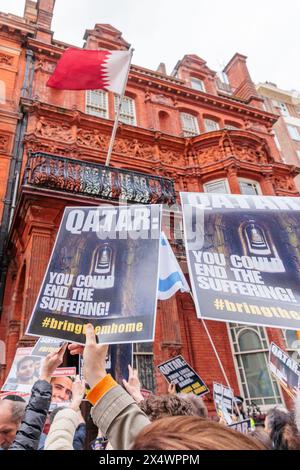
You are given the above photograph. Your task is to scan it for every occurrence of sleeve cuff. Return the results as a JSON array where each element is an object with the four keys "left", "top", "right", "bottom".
[{"left": 86, "top": 374, "right": 118, "bottom": 405}]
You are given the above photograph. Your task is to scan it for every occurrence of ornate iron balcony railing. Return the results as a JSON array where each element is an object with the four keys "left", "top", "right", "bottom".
[{"left": 23, "top": 152, "right": 176, "bottom": 205}]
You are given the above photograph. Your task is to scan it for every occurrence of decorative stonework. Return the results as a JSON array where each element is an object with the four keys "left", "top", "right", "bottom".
[
  {"left": 0, "top": 53, "right": 14, "bottom": 66},
  {"left": 273, "top": 175, "right": 296, "bottom": 192},
  {"left": 0, "top": 134, "right": 10, "bottom": 153}
]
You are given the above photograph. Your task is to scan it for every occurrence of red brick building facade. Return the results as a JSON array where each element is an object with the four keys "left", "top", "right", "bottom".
[{"left": 0, "top": 0, "right": 299, "bottom": 415}]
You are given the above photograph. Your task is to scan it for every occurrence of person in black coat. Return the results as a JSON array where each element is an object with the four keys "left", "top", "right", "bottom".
[{"left": 8, "top": 343, "right": 67, "bottom": 451}]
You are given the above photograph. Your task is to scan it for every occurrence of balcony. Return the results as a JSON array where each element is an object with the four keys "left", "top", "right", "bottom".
[{"left": 23, "top": 152, "right": 176, "bottom": 205}]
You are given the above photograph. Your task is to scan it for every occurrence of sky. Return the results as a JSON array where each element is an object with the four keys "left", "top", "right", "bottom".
[{"left": 2, "top": 0, "right": 299, "bottom": 91}]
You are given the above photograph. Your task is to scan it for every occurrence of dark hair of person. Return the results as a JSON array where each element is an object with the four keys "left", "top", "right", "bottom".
[
  {"left": 132, "top": 416, "right": 268, "bottom": 450},
  {"left": 248, "top": 429, "right": 273, "bottom": 450},
  {"left": 177, "top": 393, "right": 208, "bottom": 418},
  {"left": 266, "top": 408, "right": 300, "bottom": 450},
  {"left": 139, "top": 395, "right": 194, "bottom": 421}
]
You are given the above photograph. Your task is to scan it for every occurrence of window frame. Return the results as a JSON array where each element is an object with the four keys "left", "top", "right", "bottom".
[
  {"left": 227, "top": 323, "right": 285, "bottom": 410},
  {"left": 287, "top": 125, "right": 300, "bottom": 141},
  {"left": 85, "top": 89, "right": 109, "bottom": 119},
  {"left": 180, "top": 112, "right": 200, "bottom": 137},
  {"left": 114, "top": 95, "right": 137, "bottom": 126},
  {"left": 203, "top": 178, "right": 230, "bottom": 194},
  {"left": 190, "top": 77, "right": 205, "bottom": 92},
  {"left": 204, "top": 118, "right": 220, "bottom": 133},
  {"left": 133, "top": 343, "right": 155, "bottom": 392},
  {"left": 238, "top": 178, "right": 262, "bottom": 196}
]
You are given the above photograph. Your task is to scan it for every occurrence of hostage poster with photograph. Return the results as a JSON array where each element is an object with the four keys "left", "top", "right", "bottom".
[
  {"left": 213, "top": 383, "right": 235, "bottom": 425},
  {"left": 157, "top": 355, "right": 209, "bottom": 396},
  {"left": 181, "top": 192, "right": 300, "bottom": 330},
  {"left": 50, "top": 367, "right": 77, "bottom": 409},
  {"left": 269, "top": 342, "right": 300, "bottom": 398},
  {"left": 1, "top": 348, "right": 43, "bottom": 393},
  {"left": 26, "top": 205, "right": 161, "bottom": 345}
]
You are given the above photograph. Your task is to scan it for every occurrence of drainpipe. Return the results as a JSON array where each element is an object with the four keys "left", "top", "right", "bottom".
[{"left": 0, "top": 49, "right": 35, "bottom": 315}]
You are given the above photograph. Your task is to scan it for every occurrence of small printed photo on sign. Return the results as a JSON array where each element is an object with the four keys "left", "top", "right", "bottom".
[
  {"left": 1, "top": 348, "right": 42, "bottom": 394},
  {"left": 268, "top": 342, "right": 300, "bottom": 398},
  {"left": 50, "top": 367, "right": 76, "bottom": 405},
  {"left": 157, "top": 355, "right": 209, "bottom": 396}
]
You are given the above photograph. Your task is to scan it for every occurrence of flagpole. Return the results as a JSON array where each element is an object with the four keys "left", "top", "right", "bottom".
[
  {"left": 188, "top": 291, "right": 242, "bottom": 419},
  {"left": 105, "top": 48, "right": 134, "bottom": 167}
]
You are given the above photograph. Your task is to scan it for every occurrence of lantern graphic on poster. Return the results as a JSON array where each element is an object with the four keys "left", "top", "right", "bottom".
[
  {"left": 90, "top": 243, "right": 115, "bottom": 288},
  {"left": 239, "top": 219, "right": 285, "bottom": 273}
]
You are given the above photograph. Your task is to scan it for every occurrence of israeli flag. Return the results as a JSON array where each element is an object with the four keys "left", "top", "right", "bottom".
[{"left": 158, "top": 232, "right": 190, "bottom": 300}]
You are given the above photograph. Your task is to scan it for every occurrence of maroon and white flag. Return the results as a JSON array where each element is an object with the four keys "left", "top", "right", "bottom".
[{"left": 47, "top": 48, "right": 131, "bottom": 94}]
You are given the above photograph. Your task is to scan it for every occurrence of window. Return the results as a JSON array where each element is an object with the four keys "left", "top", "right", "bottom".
[
  {"left": 278, "top": 102, "right": 289, "bottom": 116},
  {"left": 133, "top": 343, "right": 155, "bottom": 392},
  {"left": 229, "top": 324, "right": 283, "bottom": 407},
  {"left": 204, "top": 118, "right": 220, "bottom": 132},
  {"left": 190, "top": 77, "right": 205, "bottom": 92},
  {"left": 273, "top": 131, "right": 281, "bottom": 151},
  {"left": 86, "top": 90, "right": 108, "bottom": 118},
  {"left": 114, "top": 95, "right": 136, "bottom": 126},
  {"left": 224, "top": 123, "right": 239, "bottom": 130},
  {"left": 180, "top": 112, "right": 199, "bottom": 137},
  {"left": 204, "top": 179, "right": 229, "bottom": 194},
  {"left": 283, "top": 330, "right": 299, "bottom": 352},
  {"left": 287, "top": 125, "right": 300, "bottom": 141},
  {"left": 238, "top": 179, "right": 261, "bottom": 195}
]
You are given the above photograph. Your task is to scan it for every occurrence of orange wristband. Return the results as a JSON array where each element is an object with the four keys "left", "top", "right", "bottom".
[{"left": 86, "top": 374, "right": 117, "bottom": 405}]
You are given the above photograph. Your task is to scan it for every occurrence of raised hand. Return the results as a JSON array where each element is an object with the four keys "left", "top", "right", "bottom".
[
  {"left": 40, "top": 342, "right": 68, "bottom": 383},
  {"left": 122, "top": 364, "right": 144, "bottom": 403},
  {"left": 83, "top": 324, "right": 108, "bottom": 388}
]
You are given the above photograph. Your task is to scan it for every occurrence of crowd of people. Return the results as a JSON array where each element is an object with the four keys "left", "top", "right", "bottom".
[{"left": 1, "top": 325, "right": 300, "bottom": 451}]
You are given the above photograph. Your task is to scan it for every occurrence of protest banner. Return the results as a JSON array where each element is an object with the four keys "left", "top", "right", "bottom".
[
  {"left": 50, "top": 366, "right": 76, "bottom": 405},
  {"left": 181, "top": 192, "right": 300, "bottom": 330},
  {"left": 79, "top": 343, "right": 132, "bottom": 385},
  {"left": 26, "top": 205, "right": 161, "bottom": 345},
  {"left": 213, "top": 382, "right": 235, "bottom": 425},
  {"left": 229, "top": 419, "right": 252, "bottom": 434},
  {"left": 268, "top": 342, "right": 300, "bottom": 398},
  {"left": 157, "top": 355, "right": 209, "bottom": 396},
  {"left": 1, "top": 348, "right": 42, "bottom": 394},
  {"left": 31, "top": 337, "right": 66, "bottom": 357}
]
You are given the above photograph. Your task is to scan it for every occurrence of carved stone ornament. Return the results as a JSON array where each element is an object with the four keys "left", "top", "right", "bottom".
[
  {"left": 0, "top": 53, "right": 14, "bottom": 66},
  {"left": 0, "top": 134, "right": 9, "bottom": 152}
]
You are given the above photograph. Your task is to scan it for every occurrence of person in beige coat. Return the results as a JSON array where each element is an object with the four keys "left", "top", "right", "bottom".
[{"left": 44, "top": 376, "right": 85, "bottom": 450}]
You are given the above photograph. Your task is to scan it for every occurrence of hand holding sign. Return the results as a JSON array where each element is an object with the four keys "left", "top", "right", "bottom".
[
  {"left": 40, "top": 343, "right": 68, "bottom": 383},
  {"left": 70, "top": 375, "right": 86, "bottom": 411},
  {"left": 68, "top": 343, "right": 84, "bottom": 356},
  {"left": 83, "top": 324, "right": 108, "bottom": 388}
]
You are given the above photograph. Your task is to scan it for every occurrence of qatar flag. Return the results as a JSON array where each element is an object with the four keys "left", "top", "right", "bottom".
[{"left": 47, "top": 48, "right": 131, "bottom": 95}]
